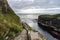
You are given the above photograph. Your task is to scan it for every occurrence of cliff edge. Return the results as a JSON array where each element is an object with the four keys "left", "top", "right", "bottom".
[
  {"left": 38, "top": 14, "right": 60, "bottom": 39},
  {"left": 0, "top": 0, "right": 46, "bottom": 40}
]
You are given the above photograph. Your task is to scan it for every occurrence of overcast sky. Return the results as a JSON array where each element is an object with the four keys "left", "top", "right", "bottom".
[{"left": 7, "top": 0, "right": 60, "bottom": 14}]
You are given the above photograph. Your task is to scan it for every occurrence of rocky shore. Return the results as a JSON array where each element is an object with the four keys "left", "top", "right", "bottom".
[{"left": 38, "top": 15, "right": 60, "bottom": 39}]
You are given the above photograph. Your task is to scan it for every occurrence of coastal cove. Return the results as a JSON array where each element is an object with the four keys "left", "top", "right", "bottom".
[
  {"left": 17, "top": 14, "right": 58, "bottom": 40},
  {"left": 0, "top": 0, "right": 60, "bottom": 40},
  {"left": 7, "top": 0, "right": 57, "bottom": 40}
]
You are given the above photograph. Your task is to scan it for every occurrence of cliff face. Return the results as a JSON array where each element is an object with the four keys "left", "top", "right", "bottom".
[
  {"left": 38, "top": 15, "right": 60, "bottom": 39},
  {"left": 0, "top": 0, "right": 23, "bottom": 40},
  {"left": 0, "top": 0, "right": 46, "bottom": 40}
]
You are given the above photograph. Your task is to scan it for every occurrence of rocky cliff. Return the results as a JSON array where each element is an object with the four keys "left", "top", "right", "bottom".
[
  {"left": 0, "top": 0, "right": 46, "bottom": 40},
  {"left": 38, "top": 14, "right": 60, "bottom": 39}
]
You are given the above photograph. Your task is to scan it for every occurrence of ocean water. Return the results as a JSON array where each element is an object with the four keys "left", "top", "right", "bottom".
[{"left": 17, "top": 14, "right": 57, "bottom": 40}]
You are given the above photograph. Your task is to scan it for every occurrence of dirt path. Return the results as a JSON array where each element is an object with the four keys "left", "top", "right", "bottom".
[
  {"left": 14, "top": 30, "right": 27, "bottom": 40},
  {"left": 14, "top": 29, "right": 46, "bottom": 40}
]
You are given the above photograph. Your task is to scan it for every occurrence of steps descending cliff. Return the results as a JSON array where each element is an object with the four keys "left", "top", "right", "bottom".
[
  {"left": 0, "top": 0, "right": 46, "bottom": 40},
  {"left": 14, "top": 30, "right": 46, "bottom": 40},
  {"left": 14, "top": 23, "right": 46, "bottom": 40}
]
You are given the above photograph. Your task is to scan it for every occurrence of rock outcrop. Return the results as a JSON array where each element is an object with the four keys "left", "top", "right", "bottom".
[
  {"left": 1, "top": 0, "right": 7, "bottom": 13},
  {"left": 38, "top": 15, "right": 60, "bottom": 39},
  {"left": 14, "top": 30, "right": 46, "bottom": 40},
  {"left": 0, "top": 0, "right": 7, "bottom": 13}
]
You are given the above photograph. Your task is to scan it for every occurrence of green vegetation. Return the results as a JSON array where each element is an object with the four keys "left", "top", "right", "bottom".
[
  {"left": 40, "top": 14, "right": 60, "bottom": 19},
  {"left": 39, "top": 34, "right": 46, "bottom": 40},
  {"left": 22, "top": 22, "right": 33, "bottom": 31},
  {"left": 0, "top": 0, "right": 23, "bottom": 40}
]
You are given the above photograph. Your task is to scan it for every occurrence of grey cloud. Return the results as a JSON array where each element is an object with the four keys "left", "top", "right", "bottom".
[
  {"left": 7, "top": 0, "right": 60, "bottom": 13},
  {"left": 8, "top": 0, "right": 60, "bottom": 9}
]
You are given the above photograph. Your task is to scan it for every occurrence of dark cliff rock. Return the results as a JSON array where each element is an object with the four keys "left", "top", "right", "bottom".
[
  {"left": 0, "top": 0, "right": 7, "bottom": 13},
  {"left": 38, "top": 15, "right": 60, "bottom": 39},
  {"left": 2, "top": 0, "right": 7, "bottom": 13}
]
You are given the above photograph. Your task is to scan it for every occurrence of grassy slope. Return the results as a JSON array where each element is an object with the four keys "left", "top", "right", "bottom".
[
  {"left": 0, "top": 1, "right": 23, "bottom": 40},
  {"left": 40, "top": 14, "right": 60, "bottom": 19}
]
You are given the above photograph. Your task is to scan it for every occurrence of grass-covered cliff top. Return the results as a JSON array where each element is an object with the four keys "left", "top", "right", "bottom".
[
  {"left": 0, "top": 0, "right": 23, "bottom": 40},
  {"left": 40, "top": 14, "right": 60, "bottom": 20}
]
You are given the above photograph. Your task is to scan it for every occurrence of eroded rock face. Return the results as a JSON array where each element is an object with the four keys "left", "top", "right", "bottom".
[{"left": 38, "top": 16, "right": 60, "bottom": 39}]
